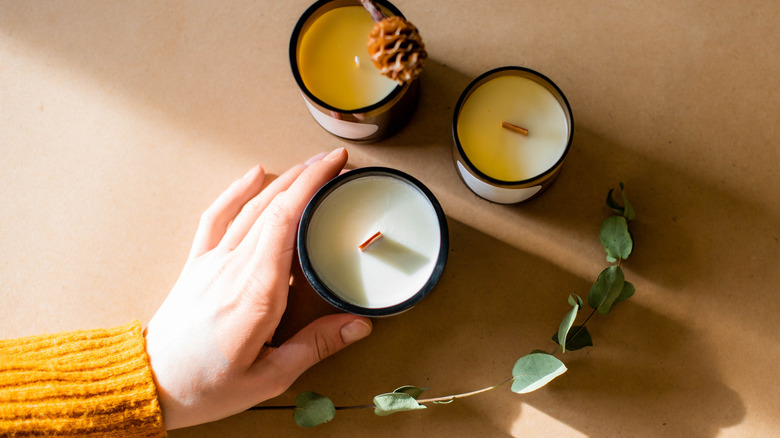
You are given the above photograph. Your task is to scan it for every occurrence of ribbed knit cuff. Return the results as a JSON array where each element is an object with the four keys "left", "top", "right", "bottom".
[{"left": 0, "top": 321, "right": 166, "bottom": 437}]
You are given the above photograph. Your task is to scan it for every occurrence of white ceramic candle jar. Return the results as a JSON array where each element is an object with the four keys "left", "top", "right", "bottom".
[
  {"left": 290, "top": 0, "right": 419, "bottom": 142},
  {"left": 452, "top": 67, "right": 574, "bottom": 204},
  {"left": 298, "top": 168, "right": 448, "bottom": 317}
]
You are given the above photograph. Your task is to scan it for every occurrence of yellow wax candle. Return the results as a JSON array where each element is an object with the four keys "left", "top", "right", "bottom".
[
  {"left": 457, "top": 75, "right": 570, "bottom": 182},
  {"left": 298, "top": 6, "right": 397, "bottom": 110}
]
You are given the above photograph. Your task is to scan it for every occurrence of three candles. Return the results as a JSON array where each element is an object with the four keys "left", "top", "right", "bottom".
[{"left": 290, "top": 3, "right": 574, "bottom": 314}]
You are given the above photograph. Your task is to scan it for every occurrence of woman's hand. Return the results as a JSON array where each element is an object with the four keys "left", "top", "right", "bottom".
[{"left": 143, "top": 148, "right": 372, "bottom": 430}]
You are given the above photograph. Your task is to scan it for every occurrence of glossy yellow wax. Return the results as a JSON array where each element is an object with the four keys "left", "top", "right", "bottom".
[
  {"left": 298, "top": 6, "right": 397, "bottom": 110},
  {"left": 457, "top": 75, "right": 569, "bottom": 182}
]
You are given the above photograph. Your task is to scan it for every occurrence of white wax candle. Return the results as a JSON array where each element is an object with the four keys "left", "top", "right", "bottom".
[
  {"left": 305, "top": 173, "right": 443, "bottom": 309},
  {"left": 457, "top": 74, "right": 569, "bottom": 182}
]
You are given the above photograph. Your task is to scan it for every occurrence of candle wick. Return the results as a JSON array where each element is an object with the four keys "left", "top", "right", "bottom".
[
  {"left": 501, "top": 121, "right": 529, "bottom": 136},
  {"left": 358, "top": 231, "right": 383, "bottom": 252}
]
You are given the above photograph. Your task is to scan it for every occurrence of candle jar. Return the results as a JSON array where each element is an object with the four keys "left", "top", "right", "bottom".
[
  {"left": 452, "top": 66, "right": 574, "bottom": 204},
  {"left": 298, "top": 167, "right": 448, "bottom": 317},
  {"left": 290, "top": 0, "right": 420, "bottom": 142}
]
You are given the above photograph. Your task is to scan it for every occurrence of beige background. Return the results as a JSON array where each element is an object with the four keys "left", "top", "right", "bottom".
[{"left": 1, "top": 1, "right": 778, "bottom": 436}]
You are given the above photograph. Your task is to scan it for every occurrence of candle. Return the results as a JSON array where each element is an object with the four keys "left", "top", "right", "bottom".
[
  {"left": 290, "top": 0, "right": 420, "bottom": 141},
  {"left": 298, "top": 168, "right": 448, "bottom": 316},
  {"left": 298, "top": 5, "right": 397, "bottom": 110},
  {"left": 452, "top": 67, "right": 574, "bottom": 204}
]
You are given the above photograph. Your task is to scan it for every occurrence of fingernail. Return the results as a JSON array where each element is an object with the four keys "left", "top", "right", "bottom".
[
  {"left": 340, "top": 319, "right": 372, "bottom": 344},
  {"left": 242, "top": 164, "right": 261, "bottom": 179},
  {"left": 324, "top": 147, "right": 346, "bottom": 162},
  {"left": 304, "top": 152, "right": 328, "bottom": 165}
]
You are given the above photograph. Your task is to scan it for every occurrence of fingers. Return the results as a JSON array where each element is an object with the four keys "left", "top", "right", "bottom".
[
  {"left": 239, "top": 148, "right": 347, "bottom": 336},
  {"left": 191, "top": 151, "right": 338, "bottom": 258},
  {"left": 189, "top": 165, "right": 266, "bottom": 260},
  {"left": 252, "top": 314, "right": 372, "bottom": 398},
  {"left": 247, "top": 147, "right": 347, "bottom": 276},
  {"left": 219, "top": 164, "right": 306, "bottom": 251},
  {"left": 223, "top": 151, "right": 336, "bottom": 251}
]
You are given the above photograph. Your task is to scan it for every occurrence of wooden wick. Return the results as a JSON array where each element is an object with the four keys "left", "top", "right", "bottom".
[
  {"left": 358, "top": 231, "right": 383, "bottom": 251},
  {"left": 501, "top": 121, "right": 529, "bottom": 136},
  {"left": 360, "top": 0, "right": 387, "bottom": 22}
]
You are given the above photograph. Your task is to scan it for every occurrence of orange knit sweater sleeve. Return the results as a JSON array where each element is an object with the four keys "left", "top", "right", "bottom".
[{"left": 0, "top": 321, "right": 166, "bottom": 437}]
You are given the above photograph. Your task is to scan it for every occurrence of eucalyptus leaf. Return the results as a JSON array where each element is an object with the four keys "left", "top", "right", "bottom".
[
  {"left": 552, "top": 325, "right": 593, "bottom": 351},
  {"left": 619, "top": 183, "right": 636, "bottom": 220},
  {"left": 600, "top": 216, "right": 633, "bottom": 262},
  {"left": 557, "top": 295, "right": 580, "bottom": 352},
  {"left": 293, "top": 391, "right": 336, "bottom": 428},
  {"left": 611, "top": 281, "right": 635, "bottom": 309},
  {"left": 606, "top": 183, "right": 635, "bottom": 220},
  {"left": 392, "top": 385, "right": 427, "bottom": 400},
  {"left": 588, "top": 266, "right": 625, "bottom": 315},
  {"left": 511, "top": 353, "right": 567, "bottom": 394},
  {"left": 373, "top": 393, "right": 427, "bottom": 416},
  {"left": 568, "top": 293, "right": 583, "bottom": 308},
  {"left": 432, "top": 398, "right": 455, "bottom": 405},
  {"left": 606, "top": 188, "right": 624, "bottom": 216}
]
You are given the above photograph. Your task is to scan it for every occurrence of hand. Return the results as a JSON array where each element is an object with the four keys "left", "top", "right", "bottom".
[{"left": 143, "top": 148, "right": 372, "bottom": 430}]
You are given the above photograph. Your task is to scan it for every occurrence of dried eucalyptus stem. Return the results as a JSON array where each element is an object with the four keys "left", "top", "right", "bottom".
[{"left": 250, "top": 183, "right": 637, "bottom": 427}]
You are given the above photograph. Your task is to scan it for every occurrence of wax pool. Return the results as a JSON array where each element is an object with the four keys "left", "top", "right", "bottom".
[
  {"left": 298, "top": 6, "right": 398, "bottom": 110},
  {"left": 457, "top": 75, "right": 569, "bottom": 182},
  {"left": 305, "top": 174, "right": 442, "bottom": 309}
]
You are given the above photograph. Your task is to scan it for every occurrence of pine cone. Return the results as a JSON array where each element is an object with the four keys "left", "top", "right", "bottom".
[{"left": 367, "top": 16, "right": 427, "bottom": 84}]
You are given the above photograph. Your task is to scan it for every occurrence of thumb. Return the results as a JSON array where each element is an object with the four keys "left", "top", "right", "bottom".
[{"left": 262, "top": 314, "right": 372, "bottom": 391}]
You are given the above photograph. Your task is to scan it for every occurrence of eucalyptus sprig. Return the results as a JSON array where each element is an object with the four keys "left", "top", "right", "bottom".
[{"left": 250, "top": 183, "right": 637, "bottom": 427}]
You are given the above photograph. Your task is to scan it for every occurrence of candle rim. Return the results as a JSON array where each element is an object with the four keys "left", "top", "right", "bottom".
[
  {"left": 452, "top": 66, "right": 574, "bottom": 187},
  {"left": 290, "top": 0, "right": 408, "bottom": 114},
  {"left": 297, "top": 166, "right": 449, "bottom": 317}
]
